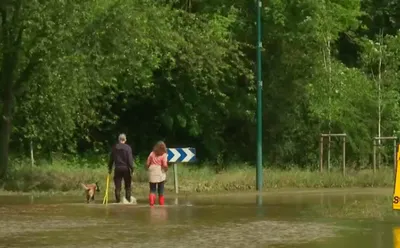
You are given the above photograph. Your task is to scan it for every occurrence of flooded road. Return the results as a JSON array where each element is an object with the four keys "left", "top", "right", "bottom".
[{"left": 0, "top": 188, "right": 398, "bottom": 248}]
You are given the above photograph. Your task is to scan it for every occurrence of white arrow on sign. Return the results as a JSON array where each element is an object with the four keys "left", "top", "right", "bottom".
[
  {"left": 170, "top": 149, "right": 180, "bottom": 163},
  {"left": 182, "top": 148, "right": 195, "bottom": 162}
]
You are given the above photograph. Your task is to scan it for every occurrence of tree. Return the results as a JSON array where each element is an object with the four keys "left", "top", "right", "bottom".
[{"left": 0, "top": 0, "right": 106, "bottom": 177}]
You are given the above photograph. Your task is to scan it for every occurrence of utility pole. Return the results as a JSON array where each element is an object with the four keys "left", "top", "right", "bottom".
[{"left": 256, "top": 0, "right": 263, "bottom": 191}]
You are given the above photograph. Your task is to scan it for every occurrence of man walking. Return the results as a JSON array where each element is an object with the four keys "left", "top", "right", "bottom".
[{"left": 108, "top": 133, "right": 134, "bottom": 203}]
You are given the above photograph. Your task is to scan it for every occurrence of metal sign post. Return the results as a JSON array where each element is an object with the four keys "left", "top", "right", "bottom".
[{"left": 167, "top": 148, "right": 196, "bottom": 194}]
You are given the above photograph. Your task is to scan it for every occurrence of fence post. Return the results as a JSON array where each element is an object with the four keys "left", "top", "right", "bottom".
[
  {"left": 373, "top": 139, "right": 377, "bottom": 173},
  {"left": 342, "top": 136, "right": 346, "bottom": 176},
  {"left": 320, "top": 136, "right": 323, "bottom": 172},
  {"left": 30, "top": 140, "right": 34, "bottom": 168},
  {"left": 394, "top": 139, "right": 397, "bottom": 176}
]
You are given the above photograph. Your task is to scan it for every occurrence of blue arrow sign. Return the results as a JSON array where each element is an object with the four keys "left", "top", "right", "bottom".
[{"left": 167, "top": 148, "right": 196, "bottom": 163}]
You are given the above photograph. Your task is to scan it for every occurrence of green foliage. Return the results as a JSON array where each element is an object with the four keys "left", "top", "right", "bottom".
[{"left": 1, "top": 0, "right": 400, "bottom": 177}]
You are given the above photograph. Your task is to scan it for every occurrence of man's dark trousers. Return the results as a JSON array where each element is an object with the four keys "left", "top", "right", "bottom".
[{"left": 114, "top": 166, "right": 132, "bottom": 203}]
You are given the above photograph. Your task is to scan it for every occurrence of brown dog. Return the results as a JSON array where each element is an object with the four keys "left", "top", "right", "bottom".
[{"left": 81, "top": 182, "right": 100, "bottom": 203}]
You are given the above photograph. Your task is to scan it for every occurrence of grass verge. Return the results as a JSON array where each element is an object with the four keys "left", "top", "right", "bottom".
[{"left": 0, "top": 161, "right": 395, "bottom": 193}]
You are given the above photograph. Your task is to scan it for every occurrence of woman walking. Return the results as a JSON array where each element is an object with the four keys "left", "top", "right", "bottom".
[{"left": 146, "top": 141, "right": 168, "bottom": 206}]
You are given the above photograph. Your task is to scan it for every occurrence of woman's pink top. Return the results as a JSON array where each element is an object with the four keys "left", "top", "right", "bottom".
[{"left": 146, "top": 152, "right": 168, "bottom": 168}]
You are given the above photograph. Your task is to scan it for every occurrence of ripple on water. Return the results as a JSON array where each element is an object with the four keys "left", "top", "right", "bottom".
[
  {"left": 37, "top": 220, "right": 341, "bottom": 248},
  {"left": 0, "top": 217, "right": 108, "bottom": 238},
  {"left": 133, "top": 220, "right": 339, "bottom": 248}
]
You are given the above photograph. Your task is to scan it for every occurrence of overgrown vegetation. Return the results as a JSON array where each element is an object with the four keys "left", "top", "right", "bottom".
[
  {"left": 1, "top": 0, "right": 400, "bottom": 181},
  {"left": 308, "top": 194, "right": 400, "bottom": 221},
  {"left": 1, "top": 158, "right": 394, "bottom": 192}
]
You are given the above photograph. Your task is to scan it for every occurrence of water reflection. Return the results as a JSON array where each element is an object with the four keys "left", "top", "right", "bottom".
[
  {"left": 256, "top": 194, "right": 264, "bottom": 218},
  {"left": 104, "top": 206, "right": 110, "bottom": 217},
  {"left": 0, "top": 189, "right": 397, "bottom": 248},
  {"left": 256, "top": 194, "right": 262, "bottom": 206},
  {"left": 393, "top": 226, "right": 400, "bottom": 248},
  {"left": 149, "top": 207, "right": 168, "bottom": 224}
]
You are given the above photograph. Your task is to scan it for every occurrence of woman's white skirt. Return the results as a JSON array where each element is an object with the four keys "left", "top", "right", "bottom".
[{"left": 148, "top": 165, "right": 166, "bottom": 183}]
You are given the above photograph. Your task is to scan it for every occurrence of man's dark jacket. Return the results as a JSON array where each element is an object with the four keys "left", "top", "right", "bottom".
[{"left": 108, "top": 143, "right": 134, "bottom": 173}]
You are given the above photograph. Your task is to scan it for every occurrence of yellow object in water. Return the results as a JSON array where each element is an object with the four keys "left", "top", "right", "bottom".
[
  {"left": 102, "top": 174, "right": 110, "bottom": 205},
  {"left": 393, "top": 227, "right": 400, "bottom": 248},
  {"left": 393, "top": 144, "right": 400, "bottom": 210}
]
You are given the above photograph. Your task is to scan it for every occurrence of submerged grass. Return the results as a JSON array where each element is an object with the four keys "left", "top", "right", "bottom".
[
  {"left": 0, "top": 159, "right": 395, "bottom": 193},
  {"left": 308, "top": 194, "right": 400, "bottom": 221}
]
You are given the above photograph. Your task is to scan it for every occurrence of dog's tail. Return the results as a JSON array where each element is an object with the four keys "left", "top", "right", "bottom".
[{"left": 81, "top": 183, "right": 89, "bottom": 190}]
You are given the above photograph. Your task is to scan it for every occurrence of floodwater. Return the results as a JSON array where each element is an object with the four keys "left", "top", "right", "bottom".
[{"left": 0, "top": 188, "right": 398, "bottom": 248}]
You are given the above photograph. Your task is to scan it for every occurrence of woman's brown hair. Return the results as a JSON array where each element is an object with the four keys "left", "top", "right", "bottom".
[{"left": 153, "top": 141, "right": 167, "bottom": 156}]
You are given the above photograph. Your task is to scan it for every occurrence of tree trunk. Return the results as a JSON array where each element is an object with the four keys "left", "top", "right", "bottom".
[
  {"left": 0, "top": 3, "right": 23, "bottom": 179},
  {"left": 0, "top": 81, "right": 13, "bottom": 179},
  {"left": 0, "top": 50, "right": 17, "bottom": 180},
  {"left": 0, "top": 50, "right": 15, "bottom": 179}
]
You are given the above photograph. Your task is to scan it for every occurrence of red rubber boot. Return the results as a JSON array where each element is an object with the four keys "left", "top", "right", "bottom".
[
  {"left": 159, "top": 195, "right": 165, "bottom": 205},
  {"left": 149, "top": 193, "right": 156, "bottom": 206}
]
